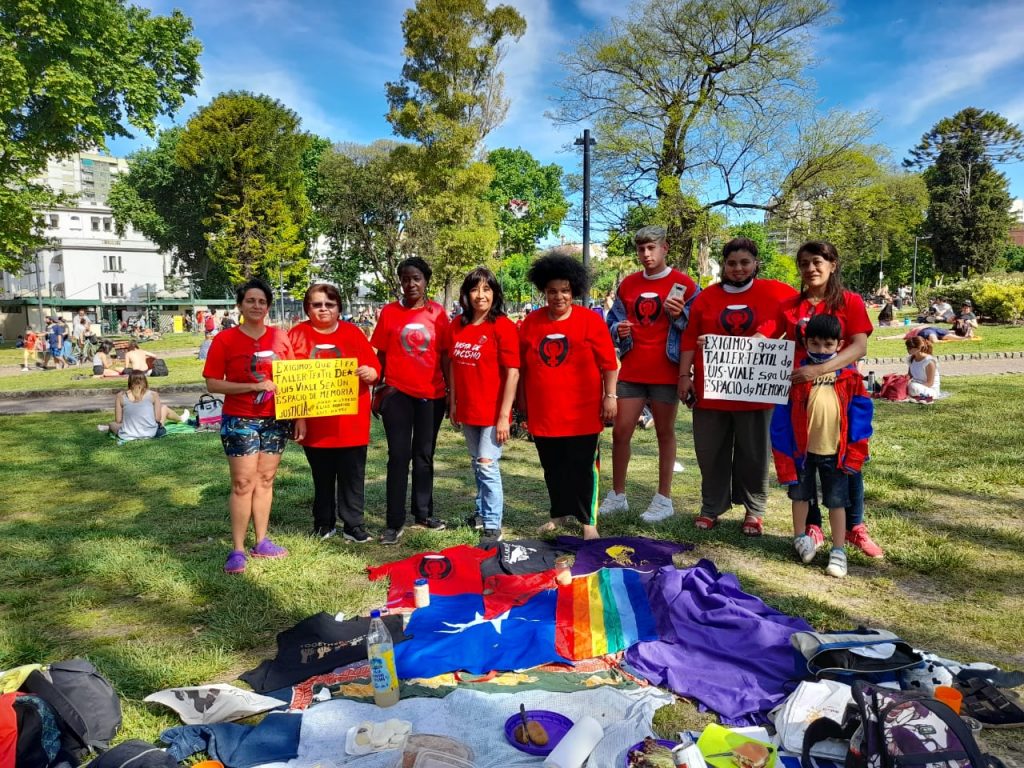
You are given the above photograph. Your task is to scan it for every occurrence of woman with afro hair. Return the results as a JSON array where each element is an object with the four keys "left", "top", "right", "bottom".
[{"left": 517, "top": 252, "right": 619, "bottom": 539}]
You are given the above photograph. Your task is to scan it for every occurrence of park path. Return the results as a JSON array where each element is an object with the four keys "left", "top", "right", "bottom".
[{"left": 2, "top": 354, "right": 1024, "bottom": 415}]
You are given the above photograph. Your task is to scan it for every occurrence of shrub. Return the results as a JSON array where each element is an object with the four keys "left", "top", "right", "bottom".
[{"left": 924, "top": 274, "right": 1024, "bottom": 323}]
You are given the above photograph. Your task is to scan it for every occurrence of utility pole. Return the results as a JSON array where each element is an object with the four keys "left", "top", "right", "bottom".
[
  {"left": 912, "top": 234, "right": 932, "bottom": 306},
  {"left": 35, "top": 251, "right": 45, "bottom": 329},
  {"left": 574, "top": 129, "right": 596, "bottom": 280}
]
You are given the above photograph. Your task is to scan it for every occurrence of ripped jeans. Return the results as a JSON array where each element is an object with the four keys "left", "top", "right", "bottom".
[{"left": 461, "top": 424, "right": 504, "bottom": 530}]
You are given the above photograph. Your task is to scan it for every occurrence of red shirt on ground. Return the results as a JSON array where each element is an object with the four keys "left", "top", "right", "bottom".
[
  {"left": 287, "top": 320, "right": 381, "bottom": 448},
  {"left": 203, "top": 325, "right": 296, "bottom": 418},
  {"left": 370, "top": 301, "right": 451, "bottom": 400},
  {"left": 367, "top": 544, "right": 494, "bottom": 610},
  {"left": 616, "top": 268, "right": 698, "bottom": 384},
  {"left": 682, "top": 279, "right": 798, "bottom": 412},
  {"left": 777, "top": 290, "right": 873, "bottom": 363},
  {"left": 519, "top": 305, "right": 619, "bottom": 437},
  {"left": 450, "top": 315, "right": 520, "bottom": 426}
]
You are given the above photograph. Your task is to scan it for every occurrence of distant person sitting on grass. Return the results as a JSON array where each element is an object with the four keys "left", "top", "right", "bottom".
[
  {"left": 92, "top": 342, "right": 124, "bottom": 377},
  {"left": 771, "top": 314, "right": 873, "bottom": 579},
  {"left": 906, "top": 336, "right": 941, "bottom": 402},
  {"left": 100, "top": 372, "right": 188, "bottom": 440},
  {"left": 952, "top": 300, "right": 978, "bottom": 338},
  {"left": 123, "top": 341, "right": 155, "bottom": 374}
]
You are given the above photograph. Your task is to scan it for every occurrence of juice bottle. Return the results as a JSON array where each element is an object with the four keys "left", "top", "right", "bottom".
[{"left": 366, "top": 609, "right": 400, "bottom": 707}]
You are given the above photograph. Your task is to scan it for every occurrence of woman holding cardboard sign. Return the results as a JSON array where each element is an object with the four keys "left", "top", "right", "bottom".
[
  {"left": 289, "top": 283, "right": 380, "bottom": 543},
  {"left": 677, "top": 238, "right": 797, "bottom": 536},
  {"left": 204, "top": 278, "right": 304, "bottom": 575},
  {"left": 776, "top": 240, "right": 882, "bottom": 559}
]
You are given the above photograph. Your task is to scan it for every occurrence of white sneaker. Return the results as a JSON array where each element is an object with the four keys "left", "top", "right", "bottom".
[
  {"left": 641, "top": 493, "right": 674, "bottom": 522},
  {"left": 793, "top": 534, "right": 817, "bottom": 564},
  {"left": 97, "top": 424, "right": 110, "bottom": 433},
  {"left": 21, "top": 366, "right": 29, "bottom": 371},
  {"left": 598, "top": 491, "right": 628, "bottom": 516},
  {"left": 179, "top": 408, "right": 191, "bottom": 423},
  {"left": 825, "top": 548, "right": 848, "bottom": 578},
  {"left": 673, "top": 461, "right": 684, "bottom": 473}
]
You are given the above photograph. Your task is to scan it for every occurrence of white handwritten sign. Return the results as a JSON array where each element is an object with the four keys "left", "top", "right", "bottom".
[{"left": 702, "top": 335, "right": 795, "bottom": 405}]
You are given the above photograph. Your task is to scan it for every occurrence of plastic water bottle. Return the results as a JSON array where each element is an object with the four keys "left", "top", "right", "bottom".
[{"left": 366, "top": 610, "right": 400, "bottom": 707}]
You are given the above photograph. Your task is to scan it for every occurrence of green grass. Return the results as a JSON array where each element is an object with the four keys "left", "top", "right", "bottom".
[
  {"left": 0, "top": 358, "right": 207, "bottom": 392},
  {"left": 2, "top": 376, "right": 1023, "bottom": 759},
  {"left": 0, "top": 332, "right": 207, "bottom": 367},
  {"left": 866, "top": 322, "right": 1024, "bottom": 358}
]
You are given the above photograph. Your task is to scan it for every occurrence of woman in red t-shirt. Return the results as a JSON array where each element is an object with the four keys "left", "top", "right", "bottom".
[
  {"left": 369, "top": 257, "right": 451, "bottom": 545},
  {"left": 678, "top": 237, "right": 798, "bottom": 536},
  {"left": 519, "top": 253, "right": 619, "bottom": 540},
  {"left": 777, "top": 240, "right": 883, "bottom": 559},
  {"left": 203, "top": 278, "right": 304, "bottom": 575},
  {"left": 449, "top": 267, "right": 521, "bottom": 544},
  {"left": 288, "top": 283, "right": 380, "bottom": 543}
]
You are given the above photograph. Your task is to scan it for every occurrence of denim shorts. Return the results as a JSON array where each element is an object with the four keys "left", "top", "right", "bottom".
[
  {"left": 788, "top": 453, "right": 851, "bottom": 508},
  {"left": 220, "top": 415, "right": 289, "bottom": 457},
  {"left": 617, "top": 380, "right": 679, "bottom": 404}
]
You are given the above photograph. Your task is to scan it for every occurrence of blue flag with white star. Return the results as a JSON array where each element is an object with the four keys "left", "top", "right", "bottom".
[{"left": 393, "top": 591, "right": 569, "bottom": 677}]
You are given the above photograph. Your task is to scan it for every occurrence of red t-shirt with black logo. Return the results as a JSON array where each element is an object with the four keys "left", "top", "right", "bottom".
[
  {"left": 450, "top": 315, "right": 520, "bottom": 426},
  {"left": 778, "top": 290, "right": 873, "bottom": 364},
  {"left": 287, "top": 320, "right": 381, "bottom": 448},
  {"left": 681, "top": 280, "right": 798, "bottom": 411},
  {"left": 367, "top": 544, "right": 494, "bottom": 610},
  {"left": 616, "top": 268, "right": 698, "bottom": 384},
  {"left": 202, "top": 325, "right": 295, "bottom": 418},
  {"left": 519, "top": 305, "right": 619, "bottom": 437},
  {"left": 370, "top": 301, "right": 451, "bottom": 399}
]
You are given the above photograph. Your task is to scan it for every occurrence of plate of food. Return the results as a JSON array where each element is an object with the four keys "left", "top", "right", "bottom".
[
  {"left": 625, "top": 737, "right": 678, "bottom": 767},
  {"left": 503, "top": 709, "right": 573, "bottom": 756}
]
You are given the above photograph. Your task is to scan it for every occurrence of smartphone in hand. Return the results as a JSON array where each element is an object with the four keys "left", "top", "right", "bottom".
[{"left": 667, "top": 283, "right": 688, "bottom": 302}]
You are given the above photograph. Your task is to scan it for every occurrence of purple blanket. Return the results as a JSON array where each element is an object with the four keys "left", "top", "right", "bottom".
[{"left": 624, "top": 559, "right": 812, "bottom": 725}]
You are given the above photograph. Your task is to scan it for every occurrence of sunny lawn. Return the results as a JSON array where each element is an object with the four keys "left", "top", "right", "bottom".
[{"left": 1, "top": 375, "right": 1022, "bottom": 759}]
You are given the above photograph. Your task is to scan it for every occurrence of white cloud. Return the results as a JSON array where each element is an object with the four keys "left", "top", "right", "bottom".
[{"left": 575, "top": 0, "right": 623, "bottom": 22}]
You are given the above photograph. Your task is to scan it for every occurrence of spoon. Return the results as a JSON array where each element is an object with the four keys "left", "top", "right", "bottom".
[{"left": 519, "top": 703, "right": 533, "bottom": 745}]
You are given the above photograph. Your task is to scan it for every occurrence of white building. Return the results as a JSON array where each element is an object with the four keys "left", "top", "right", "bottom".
[
  {"left": 0, "top": 151, "right": 171, "bottom": 334},
  {"left": 1011, "top": 198, "right": 1024, "bottom": 224}
]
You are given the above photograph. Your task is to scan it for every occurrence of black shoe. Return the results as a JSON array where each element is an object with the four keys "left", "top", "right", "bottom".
[
  {"left": 480, "top": 528, "right": 503, "bottom": 545},
  {"left": 380, "top": 528, "right": 404, "bottom": 545},
  {"left": 412, "top": 517, "right": 446, "bottom": 531},
  {"left": 465, "top": 513, "right": 484, "bottom": 530},
  {"left": 343, "top": 526, "right": 371, "bottom": 543}
]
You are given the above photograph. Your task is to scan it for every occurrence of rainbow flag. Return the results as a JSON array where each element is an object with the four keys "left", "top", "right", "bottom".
[{"left": 555, "top": 568, "right": 658, "bottom": 660}]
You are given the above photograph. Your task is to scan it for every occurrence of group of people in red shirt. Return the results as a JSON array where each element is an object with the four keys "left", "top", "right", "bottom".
[{"left": 201, "top": 229, "right": 884, "bottom": 576}]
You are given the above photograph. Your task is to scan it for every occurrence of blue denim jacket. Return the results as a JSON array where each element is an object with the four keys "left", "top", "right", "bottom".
[
  {"left": 161, "top": 712, "right": 301, "bottom": 768},
  {"left": 607, "top": 284, "right": 701, "bottom": 364}
]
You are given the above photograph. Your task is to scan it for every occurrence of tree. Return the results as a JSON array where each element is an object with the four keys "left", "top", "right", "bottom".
[
  {"left": 485, "top": 148, "right": 568, "bottom": 259},
  {"left": 175, "top": 92, "right": 312, "bottom": 287},
  {"left": 905, "top": 108, "right": 1024, "bottom": 276},
  {"left": 0, "top": 0, "right": 201, "bottom": 270},
  {"left": 553, "top": 0, "right": 872, "bottom": 271},
  {"left": 315, "top": 141, "right": 421, "bottom": 302},
  {"left": 730, "top": 221, "right": 798, "bottom": 286},
  {"left": 385, "top": 0, "right": 526, "bottom": 298}
]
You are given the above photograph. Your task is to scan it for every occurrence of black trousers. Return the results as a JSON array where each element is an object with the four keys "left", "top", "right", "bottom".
[
  {"left": 533, "top": 433, "right": 601, "bottom": 526},
  {"left": 302, "top": 445, "right": 368, "bottom": 534},
  {"left": 381, "top": 390, "right": 446, "bottom": 530}
]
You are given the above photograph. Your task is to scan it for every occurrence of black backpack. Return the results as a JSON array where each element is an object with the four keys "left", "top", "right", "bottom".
[
  {"left": 20, "top": 659, "right": 122, "bottom": 760},
  {"left": 802, "top": 680, "right": 1005, "bottom": 768},
  {"left": 149, "top": 358, "right": 169, "bottom": 377}
]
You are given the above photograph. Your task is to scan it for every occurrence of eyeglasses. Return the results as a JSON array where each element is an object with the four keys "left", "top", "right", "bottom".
[{"left": 310, "top": 302, "right": 338, "bottom": 309}]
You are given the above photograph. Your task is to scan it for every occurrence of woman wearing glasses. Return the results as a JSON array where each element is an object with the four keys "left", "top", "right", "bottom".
[{"left": 288, "top": 283, "right": 380, "bottom": 542}]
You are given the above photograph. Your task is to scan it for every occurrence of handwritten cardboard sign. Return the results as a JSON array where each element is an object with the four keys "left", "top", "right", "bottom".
[
  {"left": 272, "top": 358, "right": 359, "bottom": 419},
  {"left": 702, "top": 335, "right": 795, "bottom": 405}
]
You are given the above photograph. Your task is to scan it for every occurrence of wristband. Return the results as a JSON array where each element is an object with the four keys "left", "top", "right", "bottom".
[{"left": 604, "top": 393, "right": 618, "bottom": 399}]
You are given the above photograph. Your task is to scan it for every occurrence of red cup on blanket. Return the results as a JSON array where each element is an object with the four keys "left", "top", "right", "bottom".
[{"left": 934, "top": 685, "right": 963, "bottom": 714}]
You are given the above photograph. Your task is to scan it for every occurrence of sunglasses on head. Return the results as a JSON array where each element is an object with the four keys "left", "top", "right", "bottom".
[{"left": 310, "top": 302, "right": 338, "bottom": 309}]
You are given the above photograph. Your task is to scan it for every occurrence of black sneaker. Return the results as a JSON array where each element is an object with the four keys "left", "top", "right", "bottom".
[
  {"left": 343, "top": 526, "right": 371, "bottom": 543},
  {"left": 480, "top": 528, "right": 503, "bottom": 545},
  {"left": 412, "top": 517, "right": 446, "bottom": 531},
  {"left": 380, "top": 528, "right": 404, "bottom": 545},
  {"left": 465, "top": 513, "right": 484, "bottom": 530}
]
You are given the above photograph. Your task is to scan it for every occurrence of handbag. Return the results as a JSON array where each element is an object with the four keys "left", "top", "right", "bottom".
[
  {"left": 194, "top": 394, "right": 224, "bottom": 430},
  {"left": 878, "top": 373, "right": 910, "bottom": 401},
  {"left": 370, "top": 384, "right": 396, "bottom": 419}
]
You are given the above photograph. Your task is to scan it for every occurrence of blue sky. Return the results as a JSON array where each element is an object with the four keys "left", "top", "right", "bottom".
[{"left": 115, "top": 0, "right": 1024, "bottom": 229}]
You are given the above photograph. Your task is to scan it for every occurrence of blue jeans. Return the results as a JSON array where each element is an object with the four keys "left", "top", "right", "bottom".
[
  {"left": 807, "top": 471, "right": 864, "bottom": 529},
  {"left": 462, "top": 424, "right": 504, "bottom": 530}
]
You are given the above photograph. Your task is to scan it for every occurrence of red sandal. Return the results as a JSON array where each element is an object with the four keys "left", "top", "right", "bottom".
[
  {"left": 741, "top": 515, "right": 764, "bottom": 537},
  {"left": 694, "top": 515, "right": 716, "bottom": 530}
]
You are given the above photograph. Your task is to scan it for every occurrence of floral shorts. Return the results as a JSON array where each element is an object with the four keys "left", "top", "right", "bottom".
[{"left": 220, "top": 415, "right": 289, "bottom": 457}]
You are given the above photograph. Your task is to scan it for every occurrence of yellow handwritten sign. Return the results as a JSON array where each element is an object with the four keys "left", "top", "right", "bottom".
[{"left": 272, "top": 358, "right": 359, "bottom": 419}]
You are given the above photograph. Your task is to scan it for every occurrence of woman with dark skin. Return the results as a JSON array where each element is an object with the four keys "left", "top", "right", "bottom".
[{"left": 370, "top": 257, "right": 452, "bottom": 545}]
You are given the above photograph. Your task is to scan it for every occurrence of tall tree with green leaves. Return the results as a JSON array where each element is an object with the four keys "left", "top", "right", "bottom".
[
  {"left": 904, "top": 108, "right": 1024, "bottom": 276},
  {"left": 553, "top": 0, "right": 872, "bottom": 271},
  {"left": 0, "top": 0, "right": 201, "bottom": 271},
  {"left": 385, "top": 0, "right": 526, "bottom": 297},
  {"left": 485, "top": 148, "right": 568, "bottom": 259},
  {"left": 175, "top": 92, "right": 312, "bottom": 287}
]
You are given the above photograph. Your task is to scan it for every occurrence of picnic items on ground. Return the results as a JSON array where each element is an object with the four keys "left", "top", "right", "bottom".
[
  {"left": 368, "top": 610, "right": 401, "bottom": 708},
  {"left": 542, "top": 714, "right": 604, "bottom": 768},
  {"left": 143, "top": 684, "right": 284, "bottom": 725},
  {"left": 194, "top": 394, "right": 224, "bottom": 430}
]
